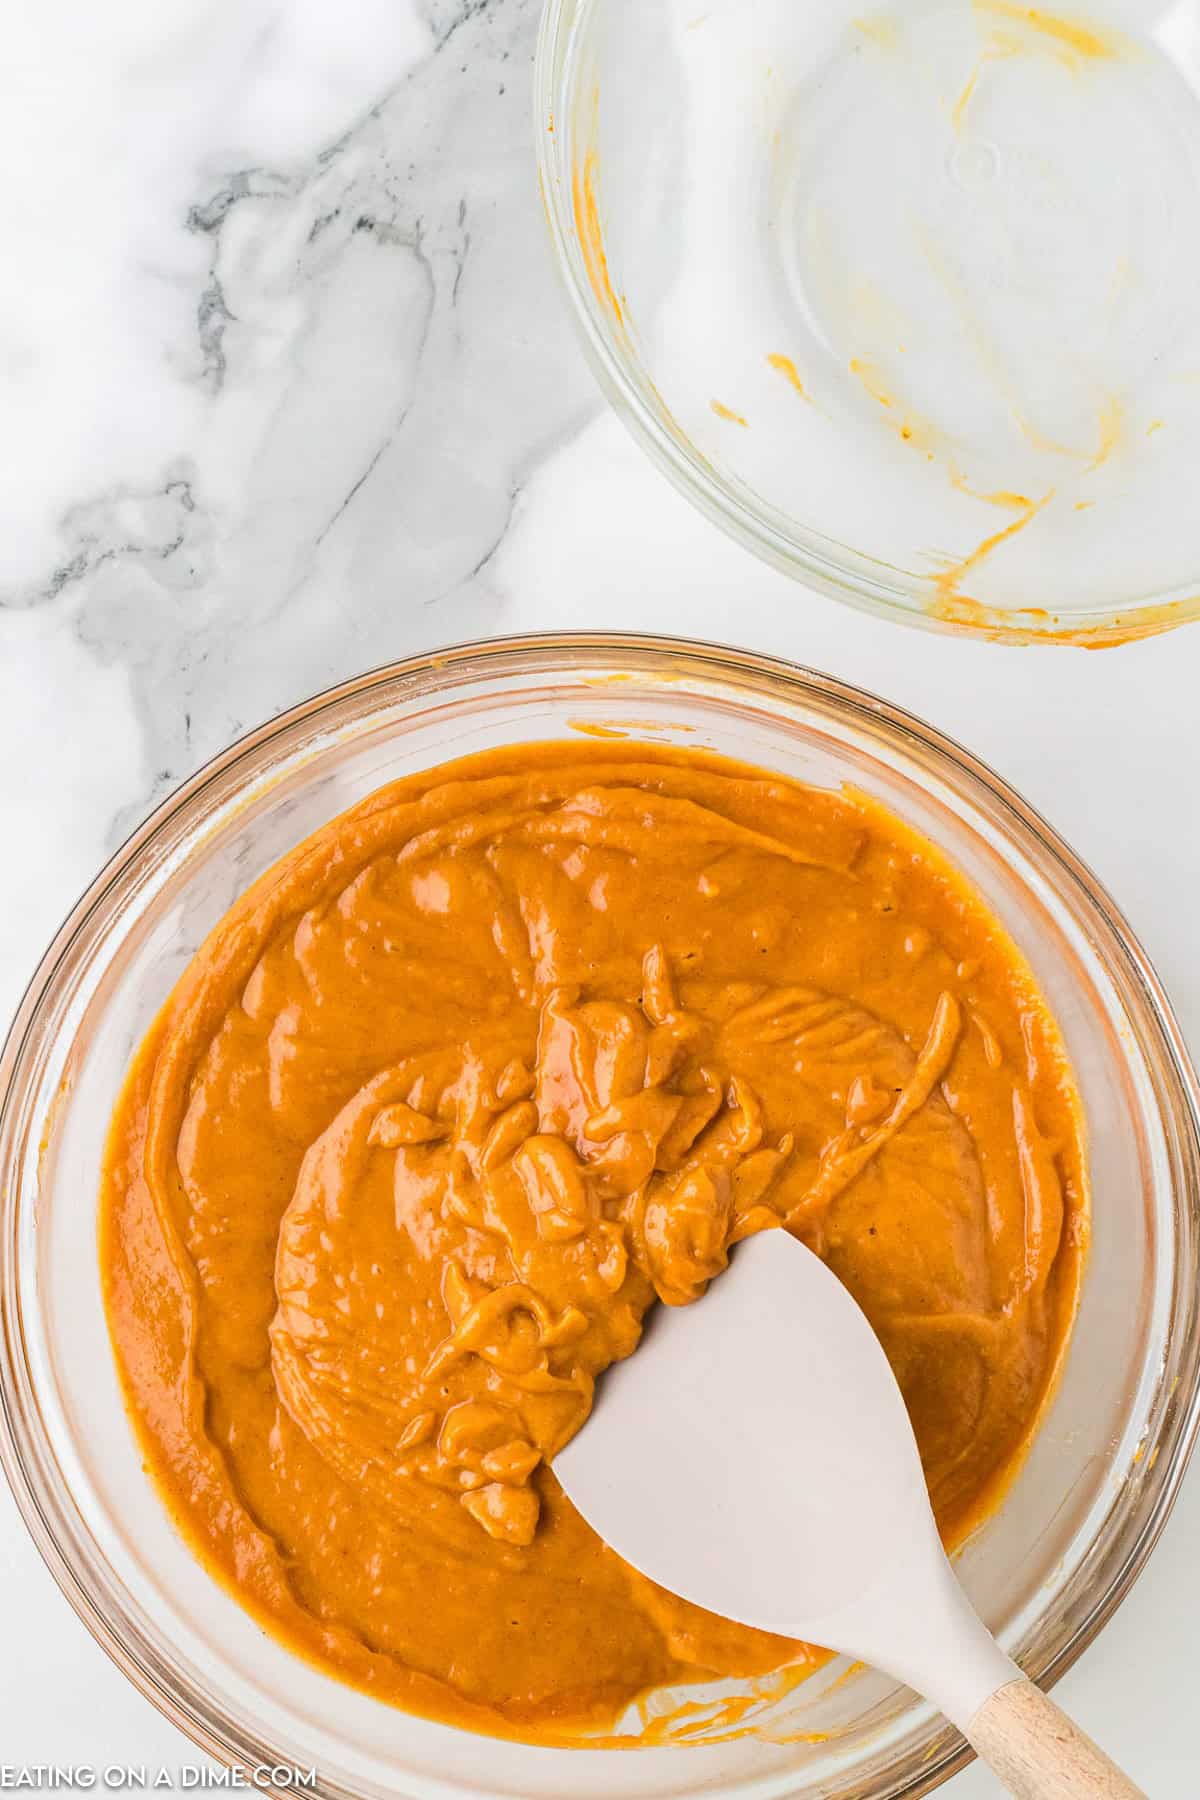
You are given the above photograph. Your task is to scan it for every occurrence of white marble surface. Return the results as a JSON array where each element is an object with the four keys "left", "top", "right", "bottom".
[{"left": 1, "top": 1, "right": 1198, "bottom": 1791}]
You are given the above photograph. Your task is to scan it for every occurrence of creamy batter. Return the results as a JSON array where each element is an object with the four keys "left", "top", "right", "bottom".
[{"left": 101, "top": 742, "right": 1087, "bottom": 1743}]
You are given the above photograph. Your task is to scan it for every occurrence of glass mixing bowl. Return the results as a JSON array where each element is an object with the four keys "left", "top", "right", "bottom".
[
  {"left": 536, "top": 0, "right": 1200, "bottom": 643},
  {"left": 1, "top": 633, "right": 1198, "bottom": 1799}
]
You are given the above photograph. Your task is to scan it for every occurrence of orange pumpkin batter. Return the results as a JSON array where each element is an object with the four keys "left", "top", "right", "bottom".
[{"left": 100, "top": 742, "right": 1087, "bottom": 1744}]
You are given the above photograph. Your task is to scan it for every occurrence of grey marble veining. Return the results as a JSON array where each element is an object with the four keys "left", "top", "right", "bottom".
[{"left": 8, "top": 0, "right": 598, "bottom": 844}]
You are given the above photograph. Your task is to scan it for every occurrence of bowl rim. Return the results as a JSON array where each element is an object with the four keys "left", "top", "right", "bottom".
[
  {"left": 532, "top": 0, "right": 1200, "bottom": 647},
  {"left": 2, "top": 628, "right": 1199, "bottom": 1798}
]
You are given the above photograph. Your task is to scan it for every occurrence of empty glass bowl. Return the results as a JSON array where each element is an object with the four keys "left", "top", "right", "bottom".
[
  {"left": 537, "top": 1, "right": 1200, "bottom": 641},
  {"left": 1, "top": 635, "right": 1198, "bottom": 1798}
]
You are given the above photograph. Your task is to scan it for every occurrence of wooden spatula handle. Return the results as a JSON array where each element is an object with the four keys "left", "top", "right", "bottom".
[{"left": 966, "top": 1677, "right": 1146, "bottom": 1798}]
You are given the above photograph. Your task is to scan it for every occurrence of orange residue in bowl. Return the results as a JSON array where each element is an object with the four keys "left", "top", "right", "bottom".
[
  {"left": 1088, "top": 393, "right": 1123, "bottom": 469},
  {"left": 949, "top": 472, "right": 1035, "bottom": 513},
  {"left": 953, "top": 38, "right": 1021, "bottom": 130},
  {"left": 572, "top": 117, "right": 625, "bottom": 333},
  {"left": 849, "top": 357, "right": 937, "bottom": 454},
  {"left": 621, "top": 1658, "right": 828, "bottom": 1748},
  {"left": 950, "top": 0, "right": 1119, "bottom": 130},
  {"left": 711, "top": 399, "right": 749, "bottom": 427},
  {"left": 852, "top": 14, "right": 900, "bottom": 51},
  {"left": 974, "top": 1, "right": 1117, "bottom": 63},
  {"left": 844, "top": 346, "right": 1134, "bottom": 629},
  {"left": 567, "top": 718, "right": 696, "bottom": 740},
  {"left": 930, "top": 591, "right": 1200, "bottom": 645},
  {"left": 767, "top": 353, "right": 807, "bottom": 398},
  {"left": 932, "top": 492, "right": 1054, "bottom": 609}
]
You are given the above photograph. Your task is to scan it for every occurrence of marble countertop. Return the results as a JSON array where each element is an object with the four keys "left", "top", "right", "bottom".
[{"left": 1, "top": 1, "right": 1197, "bottom": 1790}]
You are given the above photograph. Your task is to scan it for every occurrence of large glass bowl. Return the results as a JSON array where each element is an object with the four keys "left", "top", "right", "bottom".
[
  {"left": 1, "top": 633, "right": 1198, "bottom": 1799},
  {"left": 536, "top": 0, "right": 1200, "bottom": 643}
]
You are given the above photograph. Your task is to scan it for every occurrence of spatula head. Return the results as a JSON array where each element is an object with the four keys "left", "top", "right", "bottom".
[{"left": 554, "top": 1230, "right": 938, "bottom": 1648}]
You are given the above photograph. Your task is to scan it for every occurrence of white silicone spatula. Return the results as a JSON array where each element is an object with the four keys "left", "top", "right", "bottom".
[{"left": 555, "top": 1231, "right": 1144, "bottom": 1798}]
